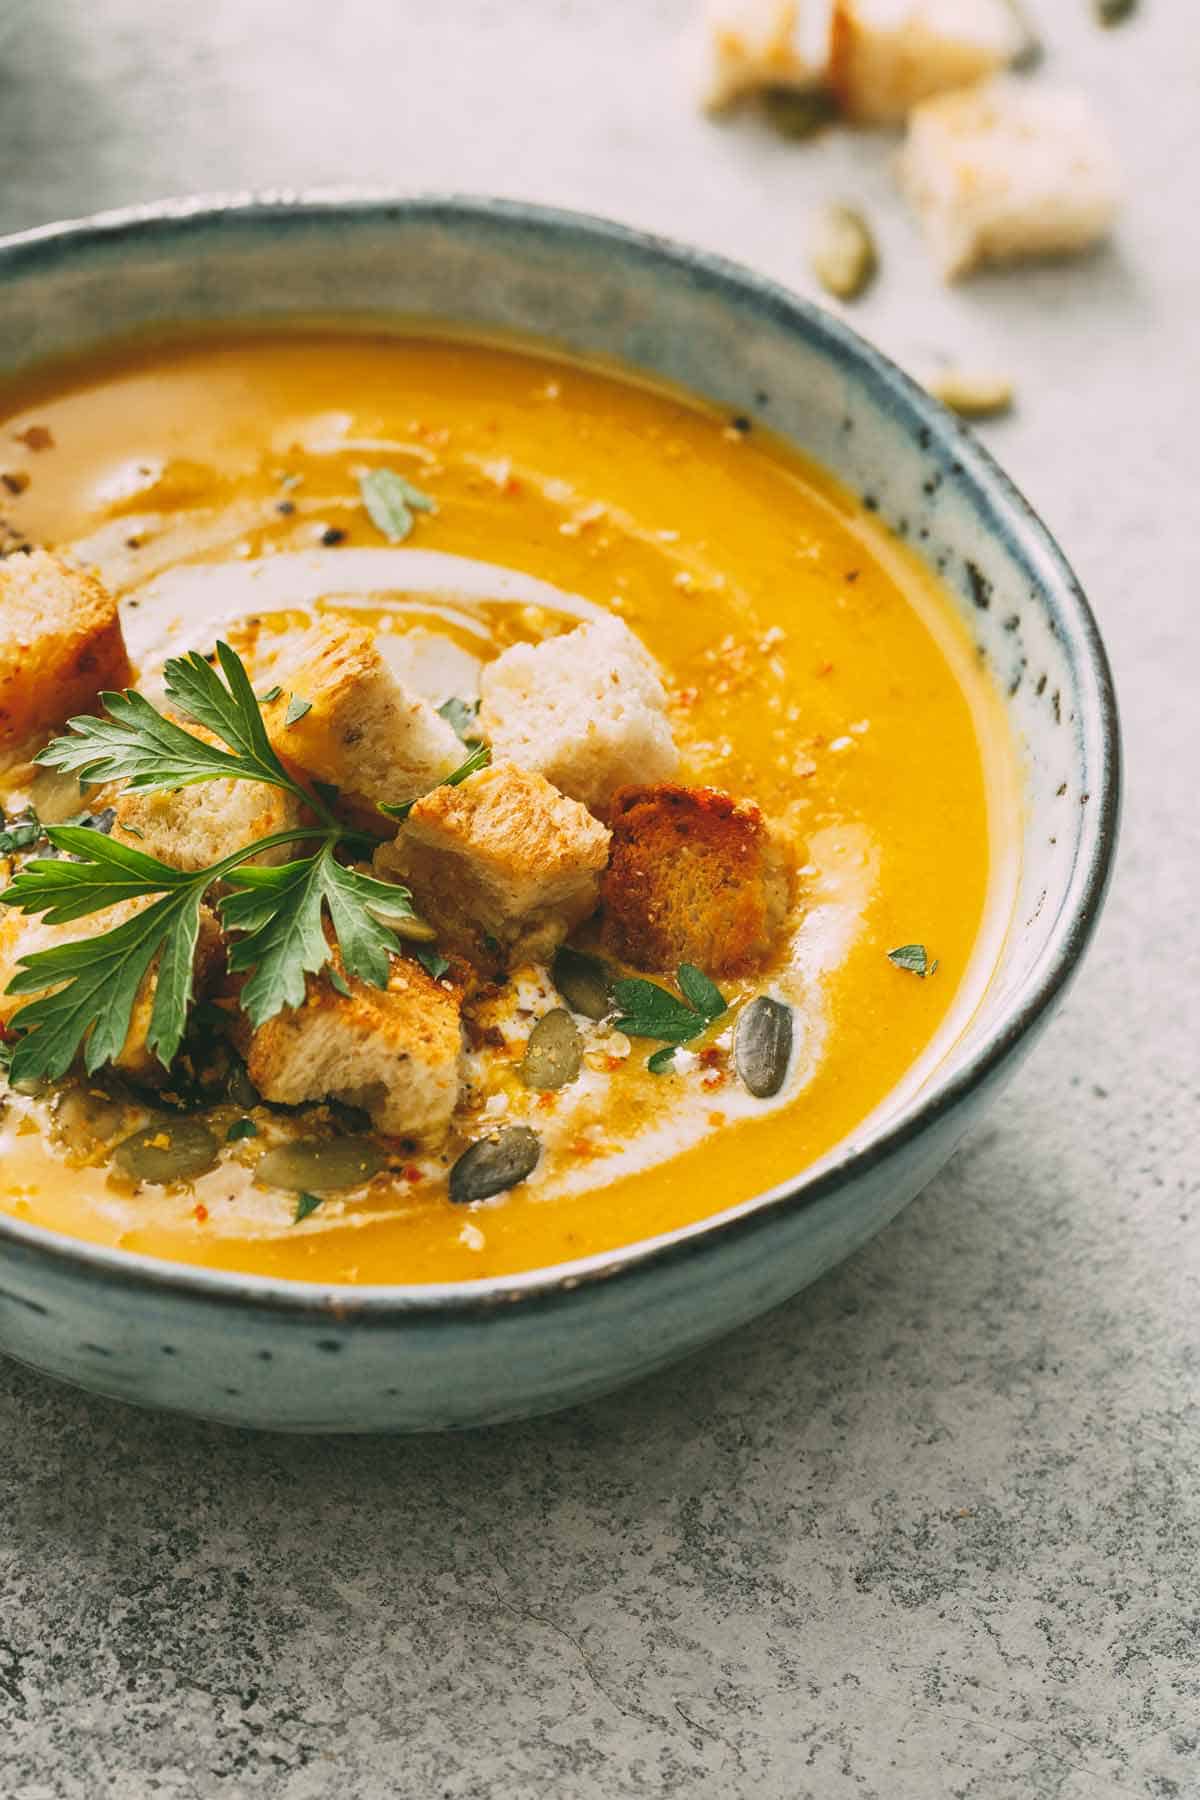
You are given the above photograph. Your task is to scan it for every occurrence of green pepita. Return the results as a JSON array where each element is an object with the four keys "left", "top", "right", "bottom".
[
  {"left": 734, "top": 997, "right": 794, "bottom": 1099},
  {"left": 809, "top": 204, "right": 877, "bottom": 302},
  {"left": 520, "top": 1008, "right": 583, "bottom": 1091},
  {"left": 552, "top": 947, "right": 613, "bottom": 1021},
  {"left": 255, "top": 1135, "right": 386, "bottom": 1193},
  {"left": 113, "top": 1118, "right": 220, "bottom": 1186},
  {"left": 449, "top": 1126, "right": 541, "bottom": 1205}
]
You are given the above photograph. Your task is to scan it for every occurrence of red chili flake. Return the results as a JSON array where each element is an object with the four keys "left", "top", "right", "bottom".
[
  {"left": 193, "top": 1203, "right": 209, "bottom": 1223},
  {"left": 15, "top": 425, "right": 53, "bottom": 451},
  {"left": 402, "top": 1164, "right": 424, "bottom": 1184},
  {"left": 816, "top": 660, "right": 835, "bottom": 677},
  {"left": 699, "top": 1047, "right": 724, "bottom": 1068}
]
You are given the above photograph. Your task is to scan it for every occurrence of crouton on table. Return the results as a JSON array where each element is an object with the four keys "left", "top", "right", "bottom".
[
  {"left": 0, "top": 550, "right": 131, "bottom": 772},
  {"left": 375, "top": 761, "right": 612, "bottom": 972},
  {"left": 832, "top": 0, "right": 1022, "bottom": 125},
  {"left": 694, "top": 0, "right": 835, "bottom": 112},
  {"left": 897, "top": 79, "right": 1120, "bottom": 280},
  {"left": 478, "top": 617, "right": 678, "bottom": 814},
  {"left": 263, "top": 621, "right": 463, "bottom": 817},
  {"left": 245, "top": 955, "right": 464, "bottom": 1142},
  {"left": 0, "top": 899, "right": 223, "bottom": 1084},
  {"left": 600, "top": 784, "right": 794, "bottom": 976}
]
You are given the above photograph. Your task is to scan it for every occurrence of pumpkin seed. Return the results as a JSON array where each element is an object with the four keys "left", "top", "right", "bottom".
[
  {"left": 449, "top": 1126, "right": 541, "bottom": 1205},
  {"left": 925, "top": 368, "right": 1014, "bottom": 419},
  {"left": 113, "top": 1118, "right": 220, "bottom": 1185},
  {"left": 552, "top": 947, "right": 613, "bottom": 1021},
  {"left": 255, "top": 1135, "right": 386, "bottom": 1193},
  {"left": 734, "top": 997, "right": 794, "bottom": 1098},
  {"left": 761, "top": 86, "right": 838, "bottom": 141},
  {"left": 520, "top": 1008, "right": 583, "bottom": 1091},
  {"left": 1094, "top": 0, "right": 1136, "bottom": 23},
  {"left": 809, "top": 204, "right": 877, "bottom": 302}
]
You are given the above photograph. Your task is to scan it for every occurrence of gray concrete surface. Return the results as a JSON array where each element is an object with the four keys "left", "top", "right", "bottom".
[{"left": 0, "top": 3, "right": 1196, "bottom": 1796}]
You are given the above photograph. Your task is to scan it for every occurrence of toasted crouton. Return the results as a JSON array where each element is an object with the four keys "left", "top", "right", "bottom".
[
  {"left": 263, "top": 621, "right": 463, "bottom": 816},
  {"left": 0, "top": 899, "right": 223, "bottom": 1084},
  {"left": 478, "top": 617, "right": 678, "bottom": 814},
  {"left": 600, "top": 784, "right": 794, "bottom": 976},
  {"left": 831, "top": 0, "right": 1022, "bottom": 124},
  {"left": 112, "top": 773, "right": 303, "bottom": 873},
  {"left": 0, "top": 550, "right": 131, "bottom": 772},
  {"left": 897, "top": 79, "right": 1120, "bottom": 280},
  {"left": 692, "top": 0, "right": 835, "bottom": 112},
  {"left": 245, "top": 955, "right": 464, "bottom": 1142},
  {"left": 374, "top": 761, "right": 611, "bottom": 971}
]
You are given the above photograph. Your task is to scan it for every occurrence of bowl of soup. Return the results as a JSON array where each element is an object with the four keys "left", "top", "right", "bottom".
[{"left": 0, "top": 194, "right": 1118, "bottom": 1431}]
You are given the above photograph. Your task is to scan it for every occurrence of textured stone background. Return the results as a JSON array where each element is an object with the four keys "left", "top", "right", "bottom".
[{"left": 0, "top": 3, "right": 1197, "bottom": 1796}]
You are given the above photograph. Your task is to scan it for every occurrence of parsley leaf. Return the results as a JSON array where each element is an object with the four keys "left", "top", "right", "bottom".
[
  {"left": 380, "top": 741, "right": 492, "bottom": 822},
  {"left": 437, "top": 697, "right": 481, "bottom": 744},
  {"left": 359, "top": 468, "right": 437, "bottom": 544},
  {"left": 227, "top": 1118, "right": 259, "bottom": 1142},
  {"left": 0, "top": 644, "right": 435, "bottom": 1084},
  {"left": 647, "top": 1046, "right": 678, "bottom": 1074},
  {"left": 293, "top": 1191, "right": 324, "bottom": 1225},
  {"left": 612, "top": 964, "right": 727, "bottom": 1069},
  {"left": 284, "top": 694, "right": 312, "bottom": 726},
  {"left": 414, "top": 946, "right": 451, "bottom": 981},
  {"left": 221, "top": 849, "right": 415, "bottom": 1028},
  {"left": 887, "top": 943, "right": 939, "bottom": 978}
]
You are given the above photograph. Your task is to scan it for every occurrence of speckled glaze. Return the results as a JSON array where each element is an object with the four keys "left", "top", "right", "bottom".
[{"left": 0, "top": 195, "right": 1119, "bottom": 1432}]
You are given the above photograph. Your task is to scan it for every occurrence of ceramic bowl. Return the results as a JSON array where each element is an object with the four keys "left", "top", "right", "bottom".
[{"left": 0, "top": 194, "right": 1119, "bottom": 1432}]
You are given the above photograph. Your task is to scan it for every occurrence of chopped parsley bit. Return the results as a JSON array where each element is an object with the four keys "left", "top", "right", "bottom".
[
  {"left": 359, "top": 468, "right": 437, "bottom": 545},
  {"left": 284, "top": 694, "right": 312, "bottom": 727},
  {"left": 0, "top": 811, "right": 43, "bottom": 857},
  {"left": 293, "top": 1191, "right": 324, "bottom": 1225},
  {"left": 887, "top": 943, "right": 939, "bottom": 978},
  {"left": 647, "top": 1046, "right": 678, "bottom": 1075},
  {"left": 328, "top": 968, "right": 352, "bottom": 998},
  {"left": 226, "top": 1118, "right": 259, "bottom": 1142},
  {"left": 414, "top": 946, "right": 451, "bottom": 982},
  {"left": 257, "top": 684, "right": 283, "bottom": 704},
  {"left": 437, "top": 696, "right": 482, "bottom": 744},
  {"left": 381, "top": 741, "right": 492, "bottom": 822},
  {"left": 613, "top": 963, "right": 727, "bottom": 1070}
]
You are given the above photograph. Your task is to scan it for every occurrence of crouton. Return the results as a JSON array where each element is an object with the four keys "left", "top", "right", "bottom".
[
  {"left": 831, "top": 0, "right": 1022, "bottom": 124},
  {"left": 477, "top": 617, "right": 678, "bottom": 814},
  {"left": 374, "top": 761, "right": 611, "bottom": 971},
  {"left": 0, "top": 550, "right": 131, "bottom": 772},
  {"left": 693, "top": 0, "right": 835, "bottom": 112},
  {"left": 600, "top": 784, "right": 794, "bottom": 976},
  {"left": 244, "top": 954, "right": 464, "bottom": 1142},
  {"left": 263, "top": 621, "right": 463, "bottom": 817},
  {"left": 112, "top": 771, "right": 303, "bottom": 873},
  {"left": 897, "top": 79, "right": 1120, "bottom": 279},
  {"left": 0, "top": 899, "right": 223, "bottom": 1084}
]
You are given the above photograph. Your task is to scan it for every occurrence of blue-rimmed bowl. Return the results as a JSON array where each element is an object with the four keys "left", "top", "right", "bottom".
[{"left": 0, "top": 193, "right": 1119, "bottom": 1432}]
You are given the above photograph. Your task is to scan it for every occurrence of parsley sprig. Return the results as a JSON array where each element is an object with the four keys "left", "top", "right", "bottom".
[
  {"left": 0, "top": 643, "right": 428, "bottom": 1085},
  {"left": 612, "top": 963, "right": 728, "bottom": 1072}
]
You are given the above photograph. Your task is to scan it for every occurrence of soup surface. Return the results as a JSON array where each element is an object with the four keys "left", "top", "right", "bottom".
[{"left": 0, "top": 329, "right": 1016, "bottom": 1283}]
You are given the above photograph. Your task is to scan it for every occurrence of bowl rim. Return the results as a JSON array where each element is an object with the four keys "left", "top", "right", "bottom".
[{"left": 0, "top": 189, "right": 1121, "bottom": 1320}]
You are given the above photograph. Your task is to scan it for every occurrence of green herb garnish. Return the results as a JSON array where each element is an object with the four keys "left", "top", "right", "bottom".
[
  {"left": 226, "top": 1118, "right": 259, "bottom": 1142},
  {"left": 613, "top": 963, "right": 727, "bottom": 1070},
  {"left": 359, "top": 468, "right": 437, "bottom": 544},
  {"left": 646, "top": 1046, "right": 678, "bottom": 1075},
  {"left": 0, "top": 811, "right": 43, "bottom": 858},
  {"left": 380, "top": 741, "right": 492, "bottom": 822},
  {"left": 283, "top": 694, "right": 312, "bottom": 726},
  {"left": 887, "top": 943, "right": 939, "bottom": 978},
  {"left": 437, "top": 696, "right": 481, "bottom": 744},
  {"left": 257, "top": 684, "right": 283, "bottom": 704},
  {"left": 293, "top": 1191, "right": 324, "bottom": 1225},
  {"left": 0, "top": 643, "right": 422, "bottom": 1085},
  {"left": 414, "top": 946, "right": 451, "bottom": 982}
]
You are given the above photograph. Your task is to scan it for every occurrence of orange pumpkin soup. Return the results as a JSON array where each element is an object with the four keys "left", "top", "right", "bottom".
[{"left": 0, "top": 329, "right": 1017, "bottom": 1283}]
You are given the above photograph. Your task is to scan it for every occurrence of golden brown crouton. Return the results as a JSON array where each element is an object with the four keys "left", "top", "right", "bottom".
[
  {"left": 245, "top": 955, "right": 464, "bottom": 1142},
  {"left": 831, "top": 0, "right": 1022, "bottom": 125},
  {"left": 263, "top": 621, "right": 463, "bottom": 818},
  {"left": 477, "top": 616, "right": 678, "bottom": 814},
  {"left": 0, "top": 899, "right": 223, "bottom": 1084},
  {"left": 0, "top": 550, "right": 131, "bottom": 772},
  {"left": 374, "top": 761, "right": 611, "bottom": 972},
  {"left": 600, "top": 784, "right": 794, "bottom": 976},
  {"left": 112, "top": 770, "right": 303, "bottom": 873}
]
